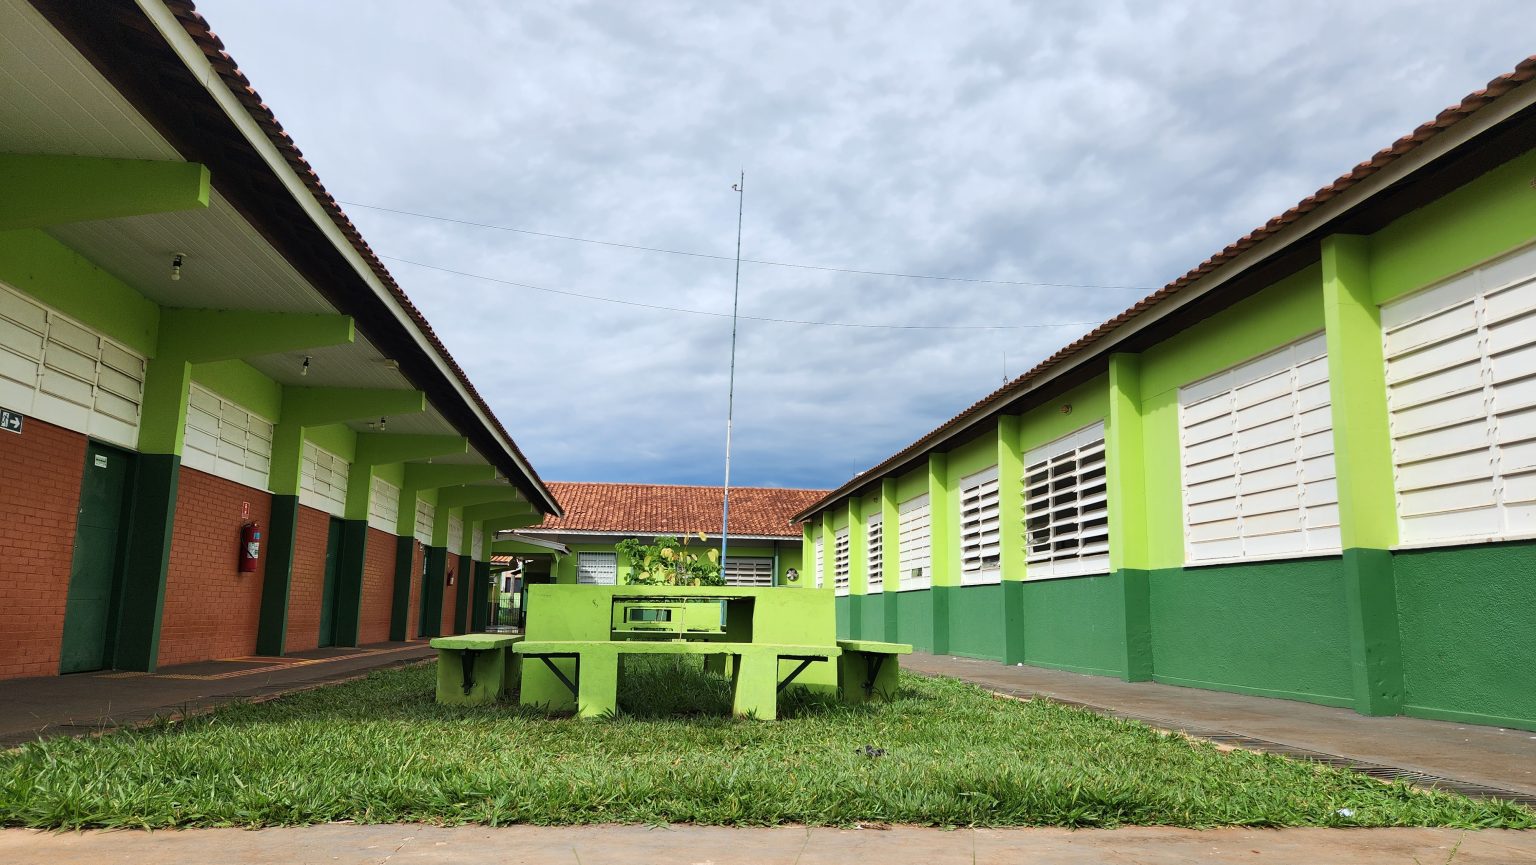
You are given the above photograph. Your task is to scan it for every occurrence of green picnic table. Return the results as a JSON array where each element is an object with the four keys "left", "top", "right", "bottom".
[
  {"left": 836, "top": 639, "right": 912, "bottom": 704},
  {"left": 429, "top": 633, "right": 523, "bottom": 706},
  {"left": 514, "top": 640, "right": 840, "bottom": 720}
]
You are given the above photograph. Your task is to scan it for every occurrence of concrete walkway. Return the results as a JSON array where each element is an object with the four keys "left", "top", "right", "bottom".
[
  {"left": 0, "top": 640, "right": 435, "bottom": 748},
  {"left": 2, "top": 824, "right": 1534, "bottom": 864},
  {"left": 905, "top": 653, "right": 1536, "bottom": 801}
]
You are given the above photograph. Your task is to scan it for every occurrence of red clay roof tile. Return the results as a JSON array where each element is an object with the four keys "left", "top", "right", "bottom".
[{"left": 525, "top": 483, "right": 828, "bottom": 538}]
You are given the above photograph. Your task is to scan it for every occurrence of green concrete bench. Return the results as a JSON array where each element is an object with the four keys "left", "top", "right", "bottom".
[
  {"left": 513, "top": 640, "right": 841, "bottom": 720},
  {"left": 429, "top": 634, "right": 524, "bottom": 706},
  {"left": 836, "top": 639, "right": 912, "bottom": 704}
]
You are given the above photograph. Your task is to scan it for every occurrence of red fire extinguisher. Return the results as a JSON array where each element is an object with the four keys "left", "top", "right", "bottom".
[{"left": 239, "top": 521, "right": 262, "bottom": 573}]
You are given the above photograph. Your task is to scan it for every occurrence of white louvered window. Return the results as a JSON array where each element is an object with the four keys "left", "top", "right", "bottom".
[
  {"left": 182, "top": 383, "right": 273, "bottom": 490},
  {"left": 866, "top": 509, "right": 885, "bottom": 593},
  {"left": 1024, "top": 423, "right": 1110, "bottom": 578},
  {"left": 369, "top": 477, "right": 401, "bottom": 533},
  {"left": 814, "top": 534, "right": 825, "bottom": 588},
  {"left": 897, "top": 494, "right": 931, "bottom": 590},
  {"left": 959, "top": 465, "right": 1002, "bottom": 583},
  {"left": 833, "top": 527, "right": 851, "bottom": 594},
  {"left": 299, "top": 441, "right": 349, "bottom": 517},
  {"left": 447, "top": 510, "right": 464, "bottom": 554},
  {"left": 1179, "top": 333, "right": 1340, "bottom": 564},
  {"left": 577, "top": 552, "right": 617, "bottom": 585},
  {"left": 1383, "top": 243, "right": 1536, "bottom": 545},
  {"left": 0, "top": 282, "right": 145, "bottom": 448},
  {"left": 414, "top": 498, "right": 436, "bottom": 542},
  {"left": 723, "top": 556, "right": 774, "bottom": 586},
  {"left": 472, "top": 524, "right": 485, "bottom": 560}
]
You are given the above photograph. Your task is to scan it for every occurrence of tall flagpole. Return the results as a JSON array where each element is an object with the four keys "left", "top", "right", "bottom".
[{"left": 721, "top": 172, "right": 744, "bottom": 572}]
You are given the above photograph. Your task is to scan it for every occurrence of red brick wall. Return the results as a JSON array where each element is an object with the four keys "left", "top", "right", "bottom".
[
  {"left": 159, "top": 467, "right": 271, "bottom": 667},
  {"left": 359, "top": 528, "right": 397, "bottom": 645},
  {"left": 0, "top": 418, "right": 84, "bottom": 680},
  {"left": 441, "top": 553, "right": 463, "bottom": 636},
  {"left": 284, "top": 505, "right": 331, "bottom": 653},
  {"left": 407, "top": 540, "right": 424, "bottom": 640}
]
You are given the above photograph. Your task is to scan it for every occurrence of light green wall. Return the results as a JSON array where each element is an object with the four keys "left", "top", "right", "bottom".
[
  {"left": 304, "top": 422, "right": 357, "bottom": 462},
  {"left": 1370, "top": 149, "right": 1536, "bottom": 305},
  {"left": 0, "top": 229, "right": 159, "bottom": 355},
  {"left": 1139, "top": 266, "right": 1325, "bottom": 570},
  {"left": 1018, "top": 375, "right": 1110, "bottom": 454},
  {"left": 374, "top": 461, "right": 405, "bottom": 487},
  {"left": 894, "top": 465, "right": 927, "bottom": 503},
  {"left": 551, "top": 538, "right": 788, "bottom": 586},
  {"left": 190, "top": 359, "right": 283, "bottom": 421}
]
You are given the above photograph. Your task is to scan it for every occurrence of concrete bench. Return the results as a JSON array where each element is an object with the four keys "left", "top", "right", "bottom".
[
  {"left": 513, "top": 640, "right": 840, "bottom": 720},
  {"left": 836, "top": 639, "right": 912, "bottom": 704},
  {"left": 429, "top": 634, "right": 524, "bottom": 706}
]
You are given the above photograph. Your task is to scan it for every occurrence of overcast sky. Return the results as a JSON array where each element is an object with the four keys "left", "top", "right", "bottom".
[{"left": 197, "top": 1, "right": 1535, "bottom": 490}]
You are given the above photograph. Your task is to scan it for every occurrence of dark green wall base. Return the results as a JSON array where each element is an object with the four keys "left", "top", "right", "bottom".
[
  {"left": 1342, "top": 547, "right": 1404, "bottom": 715},
  {"left": 332, "top": 519, "right": 369, "bottom": 647},
  {"left": 114, "top": 453, "right": 179, "bottom": 672},
  {"left": 1020, "top": 573, "right": 1128, "bottom": 677},
  {"left": 1148, "top": 558, "right": 1355, "bottom": 706},
  {"left": 388, "top": 535, "right": 415, "bottom": 641},
  {"left": 1396, "top": 538, "right": 1536, "bottom": 731},
  {"left": 421, "top": 546, "right": 447, "bottom": 638},
  {"left": 1002, "top": 580, "right": 1026, "bottom": 664},
  {"left": 894, "top": 590, "right": 933, "bottom": 652},
  {"left": 255, "top": 494, "right": 300, "bottom": 657},
  {"left": 942, "top": 583, "right": 1005, "bottom": 662},
  {"left": 834, "top": 594, "right": 851, "bottom": 640}
]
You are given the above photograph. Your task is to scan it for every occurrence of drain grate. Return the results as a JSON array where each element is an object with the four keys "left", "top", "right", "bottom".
[{"left": 982, "top": 685, "right": 1536, "bottom": 808}]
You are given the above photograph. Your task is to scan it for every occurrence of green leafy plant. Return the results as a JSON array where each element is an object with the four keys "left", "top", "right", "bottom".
[{"left": 616, "top": 534, "right": 724, "bottom": 586}]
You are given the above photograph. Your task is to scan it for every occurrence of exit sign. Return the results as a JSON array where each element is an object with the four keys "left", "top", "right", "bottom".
[{"left": 0, "top": 408, "right": 21, "bottom": 435}]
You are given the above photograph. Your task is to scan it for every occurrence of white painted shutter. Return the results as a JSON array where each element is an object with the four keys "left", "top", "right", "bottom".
[
  {"left": 722, "top": 556, "right": 773, "bottom": 586},
  {"left": 898, "top": 494, "right": 931, "bottom": 590},
  {"left": 447, "top": 510, "right": 464, "bottom": 554},
  {"left": 833, "top": 527, "right": 851, "bottom": 594},
  {"left": 369, "top": 477, "right": 401, "bottom": 533},
  {"left": 299, "top": 441, "right": 349, "bottom": 517},
  {"left": 1179, "top": 333, "right": 1340, "bottom": 564},
  {"left": 576, "top": 552, "right": 617, "bottom": 585},
  {"left": 414, "top": 498, "right": 436, "bottom": 542},
  {"left": 1024, "top": 422, "right": 1110, "bottom": 578},
  {"left": 472, "top": 524, "right": 485, "bottom": 560},
  {"left": 1383, "top": 242, "right": 1536, "bottom": 545},
  {"left": 959, "top": 464, "right": 1002, "bottom": 583},
  {"left": 865, "top": 510, "right": 884, "bottom": 593},
  {"left": 181, "top": 383, "right": 273, "bottom": 490},
  {"left": 814, "top": 535, "right": 824, "bottom": 588},
  {"left": 0, "top": 282, "right": 145, "bottom": 448}
]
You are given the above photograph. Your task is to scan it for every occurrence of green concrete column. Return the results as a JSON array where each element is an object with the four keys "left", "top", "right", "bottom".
[
  {"left": 848, "top": 497, "right": 866, "bottom": 640},
  {"left": 470, "top": 559, "right": 492, "bottom": 632},
  {"left": 255, "top": 494, "right": 300, "bottom": 656},
  {"left": 1108, "top": 354, "right": 1154, "bottom": 682},
  {"left": 1322, "top": 234, "right": 1405, "bottom": 716},
  {"left": 928, "top": 452, "right": 953, "bottom": 655},
  {"left": 796, "top": 523, "right": 813, "bottom": 588},
  {"left": 997, "top": 415, "right": 1028, "bottom": 664},
  {"left": 881, "top": 478, "right": 900, "bottom": 643},
  {"left": 114, "top": 453, "right": 180, "bottom": 671}
]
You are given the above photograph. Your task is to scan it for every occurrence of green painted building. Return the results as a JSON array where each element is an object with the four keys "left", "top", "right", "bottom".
[
  {"left": 796, "top": 56, "right": 1536, "bottom": 732},
  {"left": 503, "top": 482, "right": 823, "bottom": 589},
  {"left": 0, "top": 0, "right": 561, "bottom": 679}
]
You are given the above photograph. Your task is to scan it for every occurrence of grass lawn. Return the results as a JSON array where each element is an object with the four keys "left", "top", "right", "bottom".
[{"left": 1, "top": 658, "right": 1531, "bottom": 830}]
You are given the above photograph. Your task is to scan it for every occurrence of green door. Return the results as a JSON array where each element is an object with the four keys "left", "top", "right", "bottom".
[
  {"left": 318, "top": 517, "right": 344, "bottom": 647},
  {"left": 60, "top": 442, "right": 133, "bottom": 673}
]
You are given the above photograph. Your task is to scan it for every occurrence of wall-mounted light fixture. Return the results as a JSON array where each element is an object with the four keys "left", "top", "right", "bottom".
[
  {"left": 1060, "top": 404, "right": 1073, "bottom": 415},
  {"left": 170, "top": 253, "right": 186, "bottom": 281}
]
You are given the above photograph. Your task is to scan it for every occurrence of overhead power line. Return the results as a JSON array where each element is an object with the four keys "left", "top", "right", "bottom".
[
  {"left": 380, "top": 255, "right": 1100, "bottom": 331},
  {"left": 342, "top": 200, "right": 1158, "bottom": 292}
]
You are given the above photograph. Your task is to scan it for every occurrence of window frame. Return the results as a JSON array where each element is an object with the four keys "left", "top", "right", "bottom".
[
  {"left": 576, "top": 551, "right": 618, "bottom": 585},
  {"left": 865, "top": 509, "right": 884, "bottom": 593},
  {"left": 959, "top": 464, "right": 1002, "bottom": 584},
  {"left": 1023, "top": 423, "right": 1111, "bottom": 579},
  {"left": 897, "top": 493, "right": 932, "bottom": 590},
  {"left": 833, "top": 526, "right": 851, "bottom": 595}
]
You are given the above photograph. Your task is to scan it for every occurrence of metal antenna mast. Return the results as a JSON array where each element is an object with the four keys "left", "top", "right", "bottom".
[
  {"left": 720, "top": 172, "right": 744, "bottom": 571},
  {"left": 718, "top": 172, "right": 743, "bottom": 571}
]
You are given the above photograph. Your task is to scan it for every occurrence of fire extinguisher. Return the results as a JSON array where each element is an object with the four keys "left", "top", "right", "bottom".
[{"left": 239, "top": 521, "right": 262, "bottom": 573}]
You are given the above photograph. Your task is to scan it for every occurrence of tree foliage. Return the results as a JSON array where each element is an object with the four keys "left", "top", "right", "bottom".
[{"left": 615, "top": 534, "right": 724, "bottom": 586}]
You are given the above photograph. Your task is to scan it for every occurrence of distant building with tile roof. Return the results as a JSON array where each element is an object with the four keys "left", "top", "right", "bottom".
[{"left": 508, "top": 482, "right": 828, "bottom": 587}]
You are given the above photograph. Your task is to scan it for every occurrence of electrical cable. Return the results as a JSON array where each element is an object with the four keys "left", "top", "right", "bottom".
[
  {"left": 380, "top": 254, "right": 1101, "bottom": 331},
  {"left": 343, "top": 200, "right": 1158, "bottom": 292}
]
